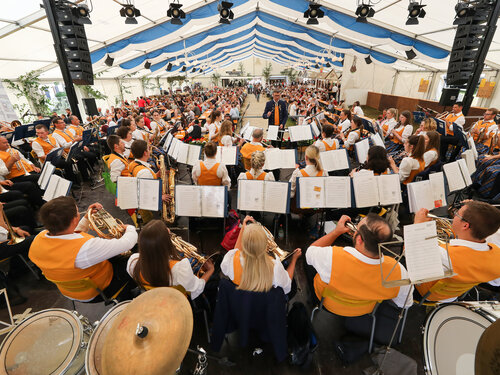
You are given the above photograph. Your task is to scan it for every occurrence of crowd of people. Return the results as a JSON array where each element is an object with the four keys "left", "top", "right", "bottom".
[{"left": 0, "top": 83, "right": 499, "bottom": 366}]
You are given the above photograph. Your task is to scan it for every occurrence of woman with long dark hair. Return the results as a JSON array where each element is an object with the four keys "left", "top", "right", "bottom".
[
  {"left": 423, "top": 131, "right": 441, "bottom": 167},
  {"left": 385, "top": 110, "right": 413, "bottom": 154},
  {"left": 390, "top": 135, "right": 426, "bottom": 184}
]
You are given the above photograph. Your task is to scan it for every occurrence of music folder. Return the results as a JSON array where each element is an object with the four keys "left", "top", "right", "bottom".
[
  {"left": 320, "top": 149, "right": 350, "bottom": 172},
  {"left": 352, "top": 171, "right": 402, "bottom": 208},
  {"left": 443, "top": 159, "right": 472, "bottom": 192},
  {"left": 237, "top": 180, "right": 291, "bottom": 214},
  {"left": 215, "top": 146, "right": 239, "bottom": 166},
  {"left": 66, "top": 141, "right": 84, "bottom": 160},
  {"left": 407, "top": 172, "right": 447, "bottom": 213},
  {"left": 266, "top": 125, "right": 280, "bottom": 141},
  {"left": 82, "top": 129, "right": 92, "bottom": 145},
  {"left": 116, "top": 177, "right": 162, "bottom": 211},
  {"left": 45, "top": 147, "right": 65, "bottom": 165},
  {"left": 263, "top": 148, "right": 297, "bottom": 170},
  {"left": 288, "top": 125, "right": 313, "bottom": 142},
  {"left": 296, "top": 176, "right": 351, "bottom": 209},
  {"left": 355, "top": 138, "right": 370, "bottom": 163},
  {"left": 38, "top": 162, "right": 56, "bottom": 190},
  {"left": 163, "top": 132, "right": 174, "bottom": 152},
  {"left": 175, "top": 185, "right": 227, "bottom": 218},
  {"left": 42, "top": 175, "right": 72, "bottom": 201},
  {"left": 177, "top": 143, "right": 202, "bottom": 166}
]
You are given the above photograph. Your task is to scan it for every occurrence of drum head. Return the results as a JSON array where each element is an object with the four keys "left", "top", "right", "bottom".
[
  {"left": 424, "top": 304, "right": 495, "bottom": 375},
  {"left": 0, "top": 309, "right": 84, "bottom": 375},
  {"left": 85, "top": 301, "right": 130, "bottom": 375}
]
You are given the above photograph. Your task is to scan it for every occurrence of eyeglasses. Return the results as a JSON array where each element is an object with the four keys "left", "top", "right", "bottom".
[{"left": 452, "top": 207, "right": 470, "bottom": 225}]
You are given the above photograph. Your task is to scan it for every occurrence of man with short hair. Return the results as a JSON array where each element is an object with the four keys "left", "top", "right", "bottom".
[
  {"left": 32, "top": 124, "right": 60, "bottom": 164},
  {"left": 128, "top": 140, "right": 157, "bottom": 179},
  {"left": 440, "top": 102, "right": 466, "bottom": 162},
  {"left": 469, "top": 108, "right": 499, "bottom": 154},
  {"left": 415, "top": 202, "right": 500, "bottom": 302},
  {"left": 106, "top": 135, "right": 130, "bottom": 182},
  {"left": 263, "top": 90, "right": 288, "bottom": 146},
  {"left": 0, "top": 136, "right": 40, "bottom": 184},
  {"left": 29, "top": 197, "right": 137, "bottom": 302}
]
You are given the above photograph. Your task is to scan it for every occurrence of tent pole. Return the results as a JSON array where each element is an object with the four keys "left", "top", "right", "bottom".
[
  {"left": 390, "top": 70, "right": 399, "bottom": 96},
  {"left": 42, "top": 0, "right": 82, "bottom": 120}
]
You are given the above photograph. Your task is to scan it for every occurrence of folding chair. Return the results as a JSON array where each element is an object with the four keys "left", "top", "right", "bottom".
[{"left": 417, "top": 279, "right": 478, "bottom": 306}]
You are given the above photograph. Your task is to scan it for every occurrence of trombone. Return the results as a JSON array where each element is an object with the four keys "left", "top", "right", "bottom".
[{"left": 2, "top": 211, "right": 24, "bottom": 245}]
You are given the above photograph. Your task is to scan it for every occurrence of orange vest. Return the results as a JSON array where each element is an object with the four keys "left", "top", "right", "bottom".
[
  {"left": 128, "top": 161, "right": 156, "bottom": 178},
  {"left": 473, "top": 120, "right": 495, "bottom": 147},
  {"left": 402, "top": 158, "right": 425, "bottom": 185},
  {"left": 233, "top": 250, "right": 243, "bottom": 286},
  {"left": 107, "top": 153, "right": 130, "bottom": 177},
  {"left": 175, "top": 130, "right": 186, "bottom": 140},
  {"left": 33, "top": 135, "right": 58, "bottom": 155},
  {"left": 416, "top": 243, "right": 500, "bottom": 302},
  {"left": 69, "top": 125, "right": 83, "bottom": 137},
  {"left": 245, "top": 171, "right": 267, "bottom": 180},
  {"left": 198, "top": 161, "right": 222, "bottom": 186},
  {"left": 0, "top": 150, "right": 34, "bottom": 179},
  {"left": 29, "top": 230, "right": 113, "bottom": 300},
  {"left": 445, "top": 113, "right": 464, "bottom": 135},
  {"left": 322, "top": 139, "right": 337, "bottom": 151},
  {"left": 53, "top": 129, "right": 74, "bottom": 152},
  {"left": 139, "top": 260, "right": 179, "bottom": 290},
  {"left": 391, "top": 126, "right": 405, "bottom": 144},
  {"left": 313, "top": 246, "right": 401, "bottom": 316},
  {"left": 347, "top": 129, "right": 361, "bottom": 151},
  {"left": 240, "top": 143, "right": 265, "bottom": 159},
  {"left": 300, "top": 169, "right": 323, "bottom": 177},
  {"left": 211, "top": 124, "right": 221, "bottom": 144}
]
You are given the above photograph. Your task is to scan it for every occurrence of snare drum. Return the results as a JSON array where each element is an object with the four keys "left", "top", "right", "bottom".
[
  {"left": 85, "top": 301, "right": 130, "bottom": 375},
  {"left": 423, "top": 302, "right": 500, "bottom": 375},
  {"left": 0, "top": 309, "right": 92, "bottom": 375}
]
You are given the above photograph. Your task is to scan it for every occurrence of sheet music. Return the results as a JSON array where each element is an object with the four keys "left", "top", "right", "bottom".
[
  {"left": 42, "top": 175, "right": 71, "bottom": 201},
  {"left": 266, "top": 125, "right": 279, "bottom": 141},
  {"left": 215, "top": 146, "right": 238, "bottom": 165},
  {"left": 279, "top": 149, "right": 297, "bottom": 169},
  {"left": 457, "top": 159, "right": 473, "bottom": 186},
  {"left": 116, "top": 177, "right": 139, "bottom": 209},
  {"left": 201, "top": 186, "right": 226, "bottom": 217},
  {"left": 467, "top": 136, "right": 478, "bottom": 159},
  {"left": 289, "top": 125, "right": 313, "bottom": 142},
  {"left": 310, "top": 120, "right": 321, "bottom": 137},
  {"left": 187, "top": 145, "right": 202, "bottom": 166},
  {"left": 377, "top": 174, "right": 402, "bottom": 206},
  {"left": 298, "top": 177, "right": 325, "bottom": 208},
  {"left": 263, "top": 181, "right": 289, "bottom": 214},
  {"left": 163, "top": 133, "right": 174, "bottom": 151},
  {"left": 371, "top": 133, "right": 385, "bottom": 148},
  {"left": 352, "top": 171, "right": 379, "bottom": 208},
  {"left": 54, "top": 177, "right": 71, "bottom": 199},
  {"left": 404, "top": 221, "right": 444, "bottom": 283},
  {"left": 242, "top": 126, "right": 256, "bottom": 141},
  {"left": 176, "top": 142, "right": 190, "bottom": 164},
  {"left": 407, "top": 181, "right": 435, "bottom": 213},
  {"left": 167, "top": 138, "right": 179, "bottom": 158},
  {"left": 429, "top": 172, "right": 447, "bottom": 209},
  {"left": 240, "top": 122, "right": 250, "bottom": 136},
  {"left": 138, "top": 179, "right": 160, "bottom": 211},
  {"left": 461, "top": 150, "right": 476, "bottom": 174},
  {"left": 443, "top": 161, "right": 467, "bottom": 192},
  {"left": 320, "top": 149, "right": 349, "bottom": 171},
  {"left": 237, "top": 180, "right": 264, "bottom": 212},
  {"left": 38, "top": 162, "right": 56, "bottom": 190},
  {"left": 324, "top": 177, "right": 351, "bottom": 208},
  {"left": 355, "top": 139, "right": 370, "bottom": 163},
  {"left": 175, "top": 185, "right": 202, "bottom": 216}
]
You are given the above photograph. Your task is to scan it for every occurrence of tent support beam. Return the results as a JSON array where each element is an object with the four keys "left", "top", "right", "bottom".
[
  {"left": 390, "top": 70, "right": 399, "bottom": 95},
  {"left": 427, "top": 71, "right": 438, "bottom": 101},
  {"left": 42, "top": 0, "right": 81, "bottom": 120}
]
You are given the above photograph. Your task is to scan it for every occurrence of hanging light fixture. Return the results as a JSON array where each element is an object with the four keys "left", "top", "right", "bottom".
[
  {"left": 73, "top": 4, "right": 92, "bottom": 24},
  {"left": 304, "top": 1, "right": 325, "bottom": 25},
  {"left": 365, "top": 56, "right": 372, "bottom": 64},
  {"left": 144, "top": 61, "right": 152, "bottom": 69},
  {"left": 406, "top": 0, "right": 426, "bottom": 25},
  {"left": 120, "top": 2, "right": 141, "bottom": 24},
  {"left": 218, "top": 1, "right": 234, "bottom": 24},
  {"left": 355, "top": 1, "right": 375, "bottom": 23},
  {"left": 105, "top": 54, "right": 114, "bottom": 67},
  {"left": 168, "top": 1, "right": 186, "bottom": 25}
]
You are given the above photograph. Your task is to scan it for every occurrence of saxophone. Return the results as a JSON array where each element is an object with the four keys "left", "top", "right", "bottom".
[{"left": 160, "top": 155, "right": 176, "bottom": 224}]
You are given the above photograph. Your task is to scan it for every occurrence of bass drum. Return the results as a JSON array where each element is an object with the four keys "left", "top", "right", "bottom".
[
  {"left": 0, "top": 309, "right": 92, "bottom": 375},
  {"left": 423, "top": 302, "right": 500, "bottom": 375},
  {"left": 85, "top": 301, "right": 130, "bottom": 375}
]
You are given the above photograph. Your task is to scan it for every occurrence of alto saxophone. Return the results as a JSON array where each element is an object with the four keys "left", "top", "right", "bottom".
[{"left": 160, "top": 155, "right": 176, "bottom": 224}]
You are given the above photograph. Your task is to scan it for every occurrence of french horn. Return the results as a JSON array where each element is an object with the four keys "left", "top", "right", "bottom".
[{"left": 87, "top": 208, "right": 125, "bottom": 239}]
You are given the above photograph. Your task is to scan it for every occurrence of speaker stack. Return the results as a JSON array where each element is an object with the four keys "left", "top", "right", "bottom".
[{"left": 55, "top": 4, "right": 94, "bottom": 85}]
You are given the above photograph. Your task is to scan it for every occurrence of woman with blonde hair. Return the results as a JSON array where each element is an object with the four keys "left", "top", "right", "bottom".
[
  {"left": 237, "top": 151, "right": 275, "bottom": 181},
  {"left": 220, "top": 216, "right": 301, "bottom": 293},
  {"left": 289, "top": 145, "right": 327, "bottom": 198},
  {"left": 415, "top": 117, "right": 437, "bottom": 136},
  {"left": 379, "top": 108, "right": 398, "bottom": 138},
  {"left": 219, "top": 120, "right": 237, "bottom": 147}
]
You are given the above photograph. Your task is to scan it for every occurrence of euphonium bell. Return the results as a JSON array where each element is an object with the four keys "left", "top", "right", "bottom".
[{"left": 87, "top": 208, "right": 125, "bottom": 239}]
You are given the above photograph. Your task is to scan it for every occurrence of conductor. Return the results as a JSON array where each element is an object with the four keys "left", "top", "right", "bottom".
[{"left": 262, "top": 90, "right": 288, "bottom": 145}]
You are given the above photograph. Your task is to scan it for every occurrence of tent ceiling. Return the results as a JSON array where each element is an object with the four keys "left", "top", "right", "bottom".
[{"left": 0, "top": 0, "right": 499, "bottom": 80}]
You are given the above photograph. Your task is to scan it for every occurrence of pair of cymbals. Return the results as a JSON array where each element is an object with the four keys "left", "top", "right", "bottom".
[
  {"left": 101, "top": 287, "right": 193, "bottom": 375},
  {"left": 475, "top": 319, "right": 500, "bottom": 375}
]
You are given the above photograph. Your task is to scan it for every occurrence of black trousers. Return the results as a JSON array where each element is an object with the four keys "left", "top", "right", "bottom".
[
  {"left": 89, "top": 256, "right": 135, "bottom": 303},
  {"left": 0, "top": 234, "right": 34, "bottom": 261},
  {"left": 440, "top": 134, "right": 461, "bottom": 162},
  {"left": 4, "top": 180, "right": 44, "bottom": 208},
  {"left": 4, "top": 199, "right": 36, "bottom": 230}
]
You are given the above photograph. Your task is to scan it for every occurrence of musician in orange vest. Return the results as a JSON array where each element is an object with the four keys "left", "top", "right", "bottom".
[
  {"left": 313, "top": 124, "right": 339, "bottom": 152},
  {"left": 29, "top": 196, "right": 138, "bottom": 302},
  {"left": 128, "top": 140, "right": 158, "bottom": 179},
  {"left": 68, "top": 115, "right": 84, "bottom": 137},
  {"left": 237, "top": 151, "right": 274, "bottom": 181},
  {"left": 414, "top": 201, "right": 500, "bottom": 302},
  {"left": 0, "top": 136, "right": 40, "bottom": 185},
  {"left": 440, "top": 102, "right": 466, "bottom": 162},
  {"left": 289, "top": 145, "right": 327, "bottom": 198},
  {"left": 32, "top": 124, "right": 61, "bottom": 164},
  {"left": 305, "top": 214, "right": 412, "bottom": 342},
  {"left": 239, "top": 128, "right": 267, "bottom": 170},
  {"left": 389, "top": 135, "right": 426, "bottom": 184},
  {"left": 106, "top": 135, "right": 130, "bottom": 183},
  {"left": 469, "top": 108, "right": 498, "bottom": 154},
  {"left": 192, "top": 141, "right": 230, "bottom": 186}
]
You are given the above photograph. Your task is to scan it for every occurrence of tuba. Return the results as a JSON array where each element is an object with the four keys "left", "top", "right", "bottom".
[
  {"left": 170, "top": 232, "right": 213, "bottom": 276},
  {"left": 160, "top": 155, "right": 176, "bottom": 224},
  {"left": 87, "top": 208, "right": 125, "bottom": 239}
]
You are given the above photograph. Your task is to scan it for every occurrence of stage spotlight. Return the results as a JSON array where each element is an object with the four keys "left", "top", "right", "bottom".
[
  {"left": 144, "top": 61, "right": 152, "bottom": 69},
  {"left": 218, "top": 1, "right": 234, "bottom": 24},
  {"left": 199, "top": 68, "right": 203, "bottom": 73},
  {"left": 406, "top": 1, "right": 426, "bottom": 25},
  {"left": 120, "top": 4, "right": 140, "bottom": 24},
  {"left": 365, "top": 56, "right": 372, "bottom": 64},
  {"left": 105, "top": 55, "right": 114, "bottom": 67},
  {"left": 191, "top": 67, "right": 196, "bottom": 73},
  {"left": 314, "top": 63, "right": 320, "bottom": 69},
  {"left": 166, "top": 63, "right": 173, "bottom": 71},
  {"left": 168, "top": 2, "right": 186, "bottom": 25},
  {"left": 326, "top": 62, "right": 332, "bottom": 68},
  {"left": 73, "top": 5, "right": 92, "bottom": 24},
  {"left": 405, "top": 49, "right": 417, "bottom": 60},
  {"left": 454, "top": 1, "right": 476, "bottom": 25},
  {"left": 355, "top": 3, "right": 375, "bottom": 23},
  {"left": 304, "top": 1, "right": 324, "bottom": 25},
  {"left": 181, "top": 66, "right": 187, "bottom": 72}
]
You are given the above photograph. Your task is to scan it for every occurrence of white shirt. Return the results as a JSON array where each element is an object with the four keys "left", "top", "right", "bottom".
[
  {"left": 289, "top": 104, "right": 297, "bottom": 117},
  {"left": 449, "top": 112, "right": 465, "bottom": 131},
  {"left": 208, "top": 122, "right": 220, "bottom": 141},
  {"left": 238, "top": 168, "right": 275, "bottom": 181},
  {"left": 0, "top": 148, "right": 35, "bottom": 178},
  {"left": 381, "top": 117, "right": 398, "bottom": 137},
  {"left": 132, "top": 128, "right": 147, "bottom": 141},
  {"left": 472, "top": 119, "right": 498, "bottom": 137},
  {"left": 133, "top": 159, "right": 156, "bottom": 179},
  {"left": 338, "top": 119, "right": 350, "bottom": 133},
  {"left": 343, "top": 129, "right": 361, "bottom": 149},
  {"left": 423, "top": 149, "right": 438, "bottom": 168},
  {"left": 192, "top": 158, "right": 230, "bottom": 186},
  {"left": 229, "top": 108, "right": 239, "bottom": 119},
  {"left": 126, "top": 254, "right": 206, "bottom": 299},
  {"left": 353, "top": 106, "right": 364, "bottom": 117},
  {"left": 32, "top": 137, "right": 61, "bottom": 158},
  {"left": 289, "top": 164, "right": 327, "bottom": 198},
  {"left": 0, "top": 226, "right": 8, "bottom": 243},
  {"left": 123, "top": 139, "right": 133, "bottom": 158},
  {"left": 221, "top": 249, "right": 292, "bottom": 294},
  {"left": 306, "top": 245, "right": 413, "bottom": 308},
  {"left": 220, "top": 135, "right": 236, "bottom": 147},
  {"left": 314, "top": 138, "right": 339, "bottom": 152},
  {"left": 398, "top": 156, "right": 422, "bottom": 182},
  {"left": 52, "top": 129, "right": 74, "bottom": 149},
  {"left": 109, "top": 154, "right": 127, "bottom": 182}
]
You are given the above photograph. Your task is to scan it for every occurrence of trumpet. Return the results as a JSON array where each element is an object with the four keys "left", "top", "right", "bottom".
[
  {"left": 170, "top": 232, "right": 213, "bottom": 276},
  {"left": 87, "top": 208, "right": 125, "bottom": 239},
  {"left": 256, "top": 222, "right": 291, "bottom": 262},
  {"left": 345, "top": 221, "right": 358, "bottom": 237}
]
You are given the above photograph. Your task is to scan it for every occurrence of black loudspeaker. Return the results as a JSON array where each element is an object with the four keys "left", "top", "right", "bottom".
[
  {"left": 56, "top": 5, "right": 93, "bottom": 85},
  {"left": 439, "top": 88, "right": 460, "bottom": 107},
  {"left": 83, "top": 98, "right": 99, "bottom": 116}
]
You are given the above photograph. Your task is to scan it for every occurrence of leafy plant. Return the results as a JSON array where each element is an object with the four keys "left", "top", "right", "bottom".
[
  {"left": 211, "top": 72, "right": 221, "bottom": 86},
  {"left": 76, "top": 84, "right": 108, "bottom": 100},
  {"left": 238, "top": 62, "right": 245, "bottom": 75},
  {"left": 141, "top": 76, "right": 160, "bottom": 92},
  {"left": 4, "top": 70, "right": 51, "bottom": 120},
  {"left": 262, "top": 62, "right": 272, "bottom": 83},
  {"left": 280, "top": 67, "right": 298, "bottom": 83}
]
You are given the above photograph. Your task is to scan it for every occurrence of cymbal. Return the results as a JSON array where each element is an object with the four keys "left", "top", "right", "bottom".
[
  {"left": 101, "top": 287, "right": 193, "bottom": 375},
  {"left": 475, "top": 319, "right": 500, "bottom": 375}
]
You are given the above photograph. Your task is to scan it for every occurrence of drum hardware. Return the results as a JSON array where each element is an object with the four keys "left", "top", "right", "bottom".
[
  {"left": 192, "top": 346, "right": 208, "bottom": 375},
  {"left": 87, "top": 208, "right": 125, "bottom": 239}
]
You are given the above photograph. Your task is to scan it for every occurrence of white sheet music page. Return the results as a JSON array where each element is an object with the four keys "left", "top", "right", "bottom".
[
  {"left": 429, "top": 172, "right": 447, "bottom": 209},
  {"left": 457, "top": 159, "right": 473, "bottom": 186},
  {"left": 266, "top": 125, "right": 279, "bottom": 141},
  {"left": 42, "top": 175, "right": 61, "bottom": 201},
  {"left": 221, "top": 146, "right": 238, "bottom": 166},
  {"left": 443, "top": 161, "right": 466, "bottom": 192},
  {"left": 187, "top": 145, "right": 202, "bottom": 166},
  {"left": 310, "top": 120, "right": 321, "bottom": 137},
  {"left": 243, "top": 126, "right": 256, "bottom": 141},
  {"left": 280, "top": 149, "right": 297, "bottom": 169},
  {"left": 289, "top": 126, "right": 313, "bottom": 142},
  {"left": 298, "top": 177, "right": 325, "bottom": 208},
  {"left": 467, "top": 136, "right": 478, "bottom": 159},
  {"left": 371, "top": 133, "right": 385, "bottom": 148},
  {"left": 352, "top": 171, "right": 379, "bottom": 208},
  {"left": 404, "top": 221, "right": 444, "bottom": 283},
  {"left": 201, "top": 186, "right": 225, "bottom": 217},
  {"left": 138, "top": 179, "right": 160, "bottom": 211},
  {"left": 38, "top": 162, "right": 56, "bottom": 190},
  {"left": 116, "top": 177, "right": 139, "bottom": 209},
  {"left": 461, "top": 150, "right": 476, "bottom": 174},
  {"left": 263, "top": 148, "right": 281, "bottom": 170},
  {"left": 164, "top": 133, "right": 173, "bottom": 151},
  {"left": 407, "top": 180, "right": 434, "bottom": 213},
  {"left": 176, "top": 142, "right": 190, "bottom": 164},
  {"left": 324, "top": 177, "right": 351, "bottom": 208},
  {"left": 237, "top": 180, "right": 264, "bottom": 212},
  {"left": 175, "top": 185, "right": 202, "bottom": 216},
  {"left": 355, "top": 139, "right": 370, "bottom": 163},
  {"left": 54, "top": 177, "right": 71, "bottom": 199},
  {"left": 264, "top": 181, "right": 289, "bottom": 214},
  {"left": 320, "top": 149, "right": 349, "bottom": 171},
  {"left": 167, "top": 138, "right": 179, "bottom": 158},
  {"left": 377, "top": 174, "right": 402, "bottom": 206}
]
